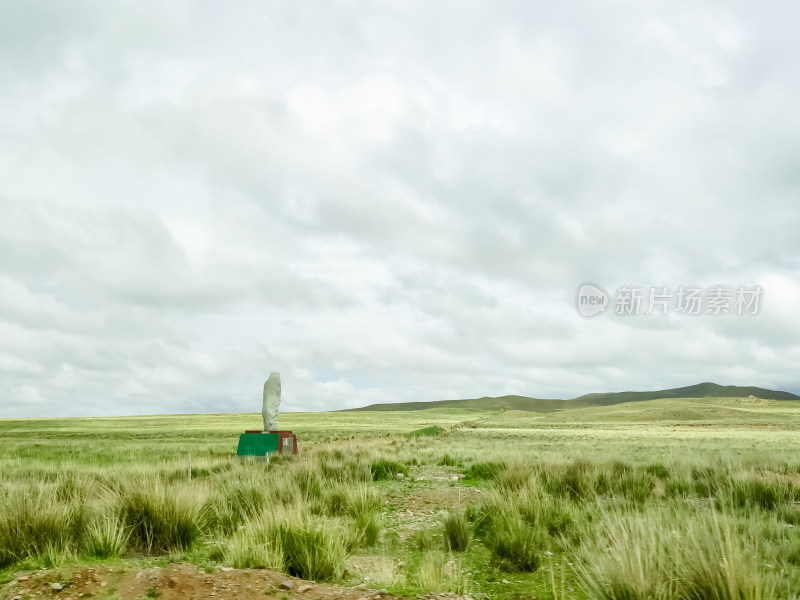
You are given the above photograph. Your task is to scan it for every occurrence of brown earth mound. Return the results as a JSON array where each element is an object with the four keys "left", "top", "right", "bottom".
[{"left": 1, "top": 564, "right": 401, "bottom": 600}]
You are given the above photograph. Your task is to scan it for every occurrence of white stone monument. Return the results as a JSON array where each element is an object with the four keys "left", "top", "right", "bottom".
[{"left": 262, "top": 371, "right": 281, "bottom": 431}]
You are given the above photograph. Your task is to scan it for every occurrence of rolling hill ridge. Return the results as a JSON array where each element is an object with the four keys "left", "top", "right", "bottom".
[{"left": 347, "top": 382, "right": 800, "bottom": 412}]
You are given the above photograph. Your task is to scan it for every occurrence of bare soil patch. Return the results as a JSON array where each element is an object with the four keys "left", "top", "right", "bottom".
[
  {"left": 1, "top": 564, "right": 403, "bottom": 600},
  {"left": 381, "top": 466, "right": 482, "bottom": 540}
]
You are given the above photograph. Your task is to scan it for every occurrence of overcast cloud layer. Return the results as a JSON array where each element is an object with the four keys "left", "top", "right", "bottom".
[{"left": 2, "top": 1, "right": 799, "bottom": 418}]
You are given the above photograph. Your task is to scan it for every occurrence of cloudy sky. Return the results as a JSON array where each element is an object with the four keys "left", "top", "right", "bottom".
[{"left": 2, "top": 1, "right": 799, "bottom": 418}]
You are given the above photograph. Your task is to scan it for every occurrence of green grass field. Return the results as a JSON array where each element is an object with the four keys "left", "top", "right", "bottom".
[{"left": 4, "top": 397, "right": 800, "bottom": 599}]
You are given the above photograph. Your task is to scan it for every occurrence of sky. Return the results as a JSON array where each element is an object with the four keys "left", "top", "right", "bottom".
[{"left": 2, "top": 1, "right": 800, "bottom": 418}]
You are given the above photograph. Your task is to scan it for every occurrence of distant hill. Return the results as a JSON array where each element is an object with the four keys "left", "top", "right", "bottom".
[
  {"left": 347, "top": 382, "right": 800, "bottom": 412},
  {"left": 347, "top": 395, "right": 566, "bottom": 413},
  {"left": 570, "top": 382, "right": 800, "bottom": 406}
]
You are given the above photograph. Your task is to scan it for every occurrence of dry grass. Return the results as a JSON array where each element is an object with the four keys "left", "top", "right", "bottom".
[{"left": 5, "top": 405, "right": 800, "bottom": 598}]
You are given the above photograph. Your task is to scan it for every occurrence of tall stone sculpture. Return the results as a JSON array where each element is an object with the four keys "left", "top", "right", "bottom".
[
  {"left": 262, "top": 371, "right": 281, "bottom": 432},
  {"left": 237, "top": 371, "right": 297, "bottom": 457}
]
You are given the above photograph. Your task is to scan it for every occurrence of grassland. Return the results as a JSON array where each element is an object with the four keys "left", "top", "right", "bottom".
[{"left": 4, "top": 397, "right": 800, "bottom": 599}]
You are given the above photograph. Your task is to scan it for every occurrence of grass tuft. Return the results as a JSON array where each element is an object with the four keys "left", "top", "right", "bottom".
[
  {"left": 277, "top": 523, "right": 347, "bottom": 581},
  {"left": 118, "top": 482, "right": 203, "bottom": 553},
  {"left": 414, "top": 551, "right": 472, "bottom": 594},
  {"left": 464, "top": 461, "right": 507, "bottom": 482},
  {"left": 443, "top": 511, "right": 471, "bottom": 552},
  {"left": 577, "top": 510, "right": 779, "bottom": 600},
  {"left": 82, "top": 516, "right": 130, "bottom": 559},
  {"left": 485, "top": 516, "right": 541, "bottom": 572},
  {"left": 370, "top": 459, "right": 407, "bottom": 481},
  {"left": 404, "top": 426, "right": 444, "bottom": 438},
  {"left": 438, "top": 453, "right": 461, "bottom": 467},
  {"left": 410, "top": 529, "right": 435, "bottom": 550}
]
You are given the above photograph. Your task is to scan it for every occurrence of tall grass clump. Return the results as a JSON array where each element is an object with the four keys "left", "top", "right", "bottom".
[
  {"left": 315, "top": 455, "right": 372, "bottom": 483},
  {"left": 495, "top": 461, "right": 535, "bottom": 492},
  {"left": 313, "top": 484, "right": 381, "bottom": 548},
  {"left": 645, "top": 462, "right": 671, "bottom": 479},
  {"left": 224, "top": 507, "right": 348, "bottom": 580},
  {"left": 221, "top": 479, "right": 270, "bottom": 519},
  {"left": 349, "top": 512, "right": 381, "bottom": 548},
  {"left": 470, "top": 477, "right": 575, "bottom": 545},
  {"left": 690, "top": 464, "right": 733, "bottom": 498},
  {"left": 82, "top": 516, "right": 130, "bottom": 559},
  {"left": 224, "top": 513, "right": 285, "bottom": 570},
  {"left": 357, "top": 556, "right": 407, "bottom": 589},
  {"left": 681, "top": 514, "right": 778, "bottom": 600},
  {"left": 463, "top": 461, "right": 506, "bottom": 482},
  {"left": 0, "top": 487, "right": 85, "bottom": 567},
  {"left": 517, "top": 491, "right": 576, "bottom": 540},
  {"left": 443, "top": 511, "right": 471, "bottom": 552},
  {"left": 410, "top": 529, "right": 435, "bottom": 550},
  {"left": 203, "top": 470, "right": 292, "bottom": 536},
  {"left": 293, "top": 463, "right": 326, "bottom": 499},
  {"left": 611, "top": 471, "right": 654, "bottom": 505},
  {"left": 36, "top": 541, "right": 76, "bottom": 569},
  {"left": 371, "top": 458, "right": 407, "bottom": 481},
  {"left": 577, "top": 509, "right": 779, "bottom": 600},
  {"left": 541, "top": 459, "right": 596, "bottom": 500},
  {"left": 118, "top": 482, "right": 203, "bottom": 553},
  {"left": 414, "top": 551, "right": 472, "bottom": 594},
  {"left": 720, "top": 478, "right": 794, "bottom": 512},
  {"left": 277, "top": 522, "right": 348, "bottom": 581},
  {"left": 404, "top": 426, "right": 444, "bottom": 439},
  {"left": 438, "top": 453, "right": 461, "bottom": 467},
  {"left": 484, "top": 516, "right": 541, "bottom": 572},
  {"left": 318, "top": 484, "right": 381, "bottom": 518},
  {"left": 54, "top": 473, "right": 99, "bottom": 503},
  {"left": 577, "top": 511, "right": 680, "bottom": 599}
]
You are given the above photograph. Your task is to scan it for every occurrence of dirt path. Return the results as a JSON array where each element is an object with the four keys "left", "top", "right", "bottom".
[
  {"left": 381, "top": 465, "right": 483, "bottom": 541},
  {"left": 1, "top": 564, "right": 401, "bottom": 600}
]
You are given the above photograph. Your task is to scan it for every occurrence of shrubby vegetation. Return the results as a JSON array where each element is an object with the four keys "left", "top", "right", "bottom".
[
  {"left": 4, "top": 405, "right": 800, "bottom": 598},
  {"left": 0, "top": 452, "right": 383, "bottom": 581}
]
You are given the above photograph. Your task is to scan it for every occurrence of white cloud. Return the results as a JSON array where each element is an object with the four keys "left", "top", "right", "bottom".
[{"left": 1, "top": 0, "right": 799, "bottom": 418}]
